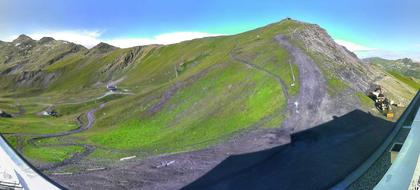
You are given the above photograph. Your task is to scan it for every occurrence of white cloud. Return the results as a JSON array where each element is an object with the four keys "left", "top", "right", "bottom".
[
  {"left": 334, "top": 39, "right": 420, "bottom": 61},
  {"left": 105, "top": 32, "right": 224, "bottom": 48},
  {"left": 334, "top": 39, "right": 375, "bottom": 52},
  {"left": 2, "top": 30, "right": 224, "bottom": 48}
]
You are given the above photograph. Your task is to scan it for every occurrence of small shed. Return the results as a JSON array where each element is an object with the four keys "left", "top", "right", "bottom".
[{"left": 107, "top": 85, "right": 117, "bottom": 91}]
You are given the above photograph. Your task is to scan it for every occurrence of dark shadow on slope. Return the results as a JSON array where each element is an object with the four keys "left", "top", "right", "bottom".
[{"left": 182, "top": 110, "right": 394, "bottom": 190}]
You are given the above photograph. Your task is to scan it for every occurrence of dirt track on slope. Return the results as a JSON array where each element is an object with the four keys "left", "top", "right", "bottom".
[
  {"left": 50, "top": 35, "right": 359, "bottom": 190},
  {"left": 274, "top": 34, "right": 327, "bottom": 133},
  {"left": 29, "top": 104, "right": 104, "bottom": 143},
  {"left": 19, "top": 104, "right": 105, "bottom": 171}
]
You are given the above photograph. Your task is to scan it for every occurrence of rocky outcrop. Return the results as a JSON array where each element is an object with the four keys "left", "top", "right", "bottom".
[
  {"left": 0, "top": 35, "right": 87, "bottom": 89},
  {"left": 288, "top": 24, "right": 375, "bottom": 92},
  {"left": 100, "top": 46, "right": 142, "bottom": 75},
  {"left": 11, "top": 70, "right": 59, "bottom": 88}
]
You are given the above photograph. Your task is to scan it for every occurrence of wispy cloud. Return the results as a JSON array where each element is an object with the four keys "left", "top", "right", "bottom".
[
  {"left": 334, "top": 39, "right": 420, "bottom": 61},
  {"left": 334, "top": 39, "right": 375, "bottom": 52},
  {"left": 2, "top": 30, "right": 224, "bottom": 48},
  {"left": 106, "top": 32, "right": 224, "bottom": 48}
]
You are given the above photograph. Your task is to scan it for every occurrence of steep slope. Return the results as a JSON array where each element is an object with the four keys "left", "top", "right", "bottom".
[
  {"left": 0, "top": 19, "right": 418, "bottom": 189},
  {"left": 0, "top": 35, "right": 86, "bottom": 90},
  {"left": 286, "top": 23, "right": 417, "bottom": 106}
]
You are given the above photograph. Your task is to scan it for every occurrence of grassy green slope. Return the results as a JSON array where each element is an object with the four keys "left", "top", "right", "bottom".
[
  {"left": 366, "top": 57, "right": 420, "bottom": 90},
  {"left": 76, "top": 21, "right": 303, "bottom": 154},
  {"left": 366, "top": 57, "right": 420, "bottom": 80},
  {"left": 1, "top": 20, "right": 315, "bottom": 162},
  {"left": 388, "top": 71, "right": 420, "bottom": 90}
]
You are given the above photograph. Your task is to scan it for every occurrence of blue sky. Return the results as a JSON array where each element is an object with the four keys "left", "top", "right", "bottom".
[{"left": 0, "top": 0, "right": 419, "bottom": 60}]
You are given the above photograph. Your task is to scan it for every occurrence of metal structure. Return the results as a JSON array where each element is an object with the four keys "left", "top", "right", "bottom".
[
  {"left": 332, "top": 90, "right": 420, "bottom": 189},
  {"left": 375, "top": 94, "right": 420, "bottom": 189}
]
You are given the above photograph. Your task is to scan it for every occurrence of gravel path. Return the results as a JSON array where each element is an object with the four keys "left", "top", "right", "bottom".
[
  {"left": 274, "top": 34, "right": 327, "bottom": 133},
  {"left": 29, "top": 104, "right": 104, "bottom": 143}
]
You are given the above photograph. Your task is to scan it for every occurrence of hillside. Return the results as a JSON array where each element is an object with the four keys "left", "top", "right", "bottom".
[
  {"left": 0, "top": 19, "right": 418, "bottom": 189},
  {"left": 364, "top": 57, "right": 420, "bottom": 89},
  {"left": 364, "top": 57, "right": 420, "bottom": 79}
]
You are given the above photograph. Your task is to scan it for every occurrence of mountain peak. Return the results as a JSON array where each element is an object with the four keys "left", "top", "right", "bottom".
[
  {"left": 38, "top": 37, "right": 56, "bottom": 44},
  {"left": 94, "top": 42, "right": 116, "bottom": 49},
  {"left": 397, "top": 57, "right": 413, "bottom": 63},
  {"left": 13, "top": 34, "right": 34, "bottom": 43},
  {"left": 88, "top": 42, "right": 118, "bottom": 54}
]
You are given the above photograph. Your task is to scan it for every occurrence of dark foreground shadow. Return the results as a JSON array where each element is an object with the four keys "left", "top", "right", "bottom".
[{"left": 182, "top": 110, "right": 394, "bottom": 190}]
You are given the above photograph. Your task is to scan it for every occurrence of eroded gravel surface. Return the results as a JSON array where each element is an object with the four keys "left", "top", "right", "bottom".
[{"left": 275, "top": 34, "right": 327, "bottom": 133}]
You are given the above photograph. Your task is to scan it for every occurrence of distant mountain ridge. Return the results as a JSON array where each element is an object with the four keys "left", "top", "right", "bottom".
[{"left": 364, "top": 57, "right": 420, "bottom": 79}]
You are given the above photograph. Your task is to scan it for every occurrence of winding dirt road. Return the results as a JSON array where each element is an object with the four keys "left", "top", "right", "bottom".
[
  {"left": 29, "top": 104, "right": 104, "bottom": 143},
  {"left": 27, "top": 104, "right": 105, "bottom": 170}
]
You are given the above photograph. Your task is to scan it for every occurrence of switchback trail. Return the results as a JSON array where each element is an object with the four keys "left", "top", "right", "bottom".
[
  {"left": 29, "top": 104, "right": 104, "bottom": 143},
  {"left": 28, "top": 104, "right": 105, "bottom": 171}
]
